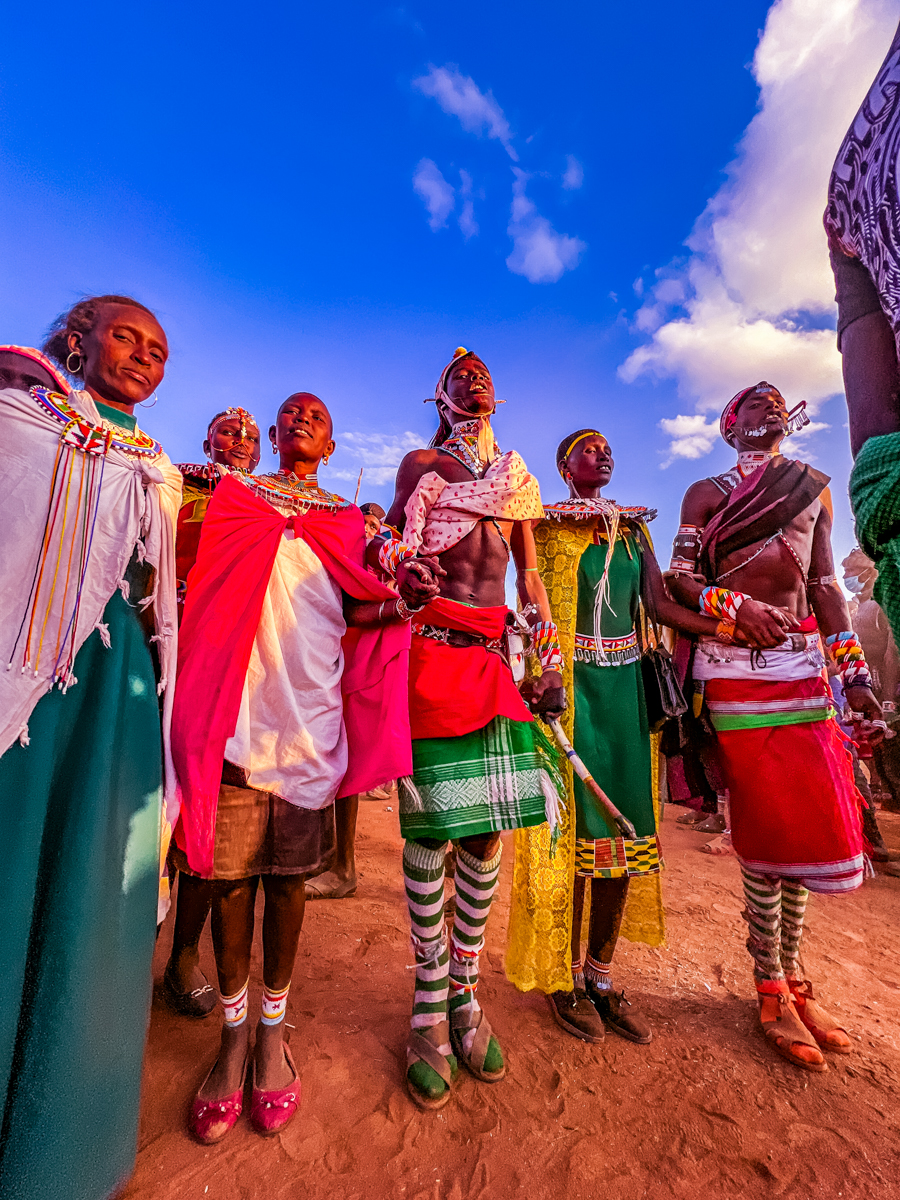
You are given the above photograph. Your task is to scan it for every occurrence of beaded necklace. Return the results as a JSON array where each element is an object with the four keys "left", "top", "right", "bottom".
[
  {"left": 439, "top": 418, "right": 500, "bottom": 478},
  {"left": 248, "top": 469, "right": 350, "bottom": 515},
  {"left": 32, "top": 386, "right": 162, "bottom": 458}
]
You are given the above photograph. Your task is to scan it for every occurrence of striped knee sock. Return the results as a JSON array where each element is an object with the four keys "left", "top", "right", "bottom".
[
  {"left": 221, "top": 978, "right": 249, "bottom": 1028},
  {"left": 261, "top": 982, "right": 291, "bottom": 1026},
  {"left": 741, "top": 867, "right": 784, "bottom": 981},
  {"left": 449, "top": 844, "right": 502, "bottom": 1049},
  {"left": 403, "top": 840, "right": 450, "bottom": 1053},
  {"left": 780, "top": 880, "right": 809, "bottom": 980},
  {"left": 584, "top": 954, "right": 613, "bottom": 991}
]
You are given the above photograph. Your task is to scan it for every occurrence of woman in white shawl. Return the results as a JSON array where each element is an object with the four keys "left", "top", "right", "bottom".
[{"left": 0, "top": 296, "right": 181, "bottom": 1200}]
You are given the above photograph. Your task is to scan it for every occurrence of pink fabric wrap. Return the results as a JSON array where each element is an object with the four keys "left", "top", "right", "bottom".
[{"left": 171, "top": 474, "right": 410, "bottom": 876}]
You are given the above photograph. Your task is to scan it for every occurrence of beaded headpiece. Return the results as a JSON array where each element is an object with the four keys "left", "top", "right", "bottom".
[
  {"left": 0, "top": 345, "right": 70, "bottom": 393},
  {"left": 558, "top": 429, "right": 605, "bottom": 477},
  {"left": 207, "top": 406, "right": 258, "bottom": 440},
  {"left": 719, "top": 382, "right": 810, "bottom": 446}
]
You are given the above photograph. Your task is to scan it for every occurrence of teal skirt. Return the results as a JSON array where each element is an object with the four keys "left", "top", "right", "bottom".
[{"left": 0, "top": 590, "right": 162, "bottom": 1200}]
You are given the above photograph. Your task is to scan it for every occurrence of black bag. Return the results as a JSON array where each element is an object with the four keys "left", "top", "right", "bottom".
[{"left": 636, "top": 531, "right": 688, "bottom": 733}]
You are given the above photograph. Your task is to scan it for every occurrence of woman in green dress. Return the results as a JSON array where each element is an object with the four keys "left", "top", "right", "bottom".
[{"left": 508, "top": 430, "right": 728, "bottom": 1043}]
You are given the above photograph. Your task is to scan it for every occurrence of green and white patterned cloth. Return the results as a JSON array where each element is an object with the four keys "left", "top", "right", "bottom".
[
  {"left": 850, "top": 430, "right": 900, "bottom": 651},
  {"left": 399, "top": 715, "right": 563, "bottom": 842}
]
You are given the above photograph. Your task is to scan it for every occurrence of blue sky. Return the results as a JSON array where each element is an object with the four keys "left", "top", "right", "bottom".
[{"left": 1, "top": 0, "right": 896, "bottom": 564}]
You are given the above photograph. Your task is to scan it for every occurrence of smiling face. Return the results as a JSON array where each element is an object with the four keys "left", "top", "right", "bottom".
[
  {"left": 204, "top": 416, "right": 261, "bottom": 471},
  {"left": 444, "top": 355, "right": 495, "bottom": 419},
  {"left": 731, "top": 386, "right": 788, "bottom": 452},
  {"left": 71, "top": 303, "right": 168, "bottom": 411},
  {"left": 564, "top": 433, "right": 614, "bottom": 496},
  {"left": 269, "top": 392, "right": 335, "bottom": 474}
]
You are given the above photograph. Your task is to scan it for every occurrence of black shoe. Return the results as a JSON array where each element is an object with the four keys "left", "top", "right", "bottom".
[
  {"left": 163, "top": 965, "right": 218, "bottom": 1018},
  {"left": 586, "top": 984, "right": 652, "bottom": 1044},
  {"left": 547, "top": 989, "right": 606, "bottom": 1043}
]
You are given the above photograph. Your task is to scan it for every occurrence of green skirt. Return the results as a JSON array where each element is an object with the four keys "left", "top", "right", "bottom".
[
  {"left": 399, "top": 715, "right": 555, "bottom": 842},
  {"left": 572, "top": 658, "right": 661, "bottom": 878},
  {"left": 0, "top": 590, "right": 162, "bottom": 1200}
]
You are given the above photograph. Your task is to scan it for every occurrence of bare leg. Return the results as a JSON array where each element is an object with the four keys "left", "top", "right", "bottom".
[
  {"left": 166, "top": 873, "right": 214, "bottom": 991},
  {"left": 203, "top": 877, "right": 258, "bottom": 1097},
  {"left": 255, "top": 874, "right": 308, "bottom": 1090},
  {"left": 305, "top": 794, "right": 359, "bottom": 899},
  {"left": 840, "top": 308, "right": 900, "bottom": 457}
]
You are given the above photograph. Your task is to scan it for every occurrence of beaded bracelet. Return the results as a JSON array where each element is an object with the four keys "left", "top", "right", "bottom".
[
  {"left": 715, "top": 619, "right": 736, "bottom": 645},
  {"left": 699, "top": 586, "right": 751, "bottom": 622},
  {"left": 378, "top": 537, "right": 416, "bottom": 577},
  {"left": 825, "top": 631, "right": 874, "bottom": 689},
  {"left": 531, "top": 620, "right": 564, "bottom": 673}
]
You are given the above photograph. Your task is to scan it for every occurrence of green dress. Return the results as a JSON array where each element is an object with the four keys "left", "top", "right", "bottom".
[
  {"left": 0, "top": 404, "right": 163, "bottom": 1200},
  {"left": 571, "top": 532, "right": 661, "bottom": 877}
]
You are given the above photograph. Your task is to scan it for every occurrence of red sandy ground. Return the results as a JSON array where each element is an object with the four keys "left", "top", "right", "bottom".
[{"left": 125, "top": 803, "right": 900, "bottom": 1200}]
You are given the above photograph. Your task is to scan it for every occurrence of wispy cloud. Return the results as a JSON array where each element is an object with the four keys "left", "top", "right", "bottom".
[
  {"left": 413, "top": 159, "right": 454, "bottom": 230},
  {"left": 562, "top": 155, "right": 584, "bottom": 191},
  {"left": 619, "top": 0, "right": 897, "bottom": 465},
  {"left": 413, "top": 64, "right": 518, "bottom": 161},
  {"left": 506, "top": 169, "right": 586, "bottom": 284},
  {"left": 327, "top": 430, "right": 425, "bottom": 487}
]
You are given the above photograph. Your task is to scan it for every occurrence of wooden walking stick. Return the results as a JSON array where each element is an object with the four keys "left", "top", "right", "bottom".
[{"left": 546, "top": 717, "right": 637, "bottom": 840}]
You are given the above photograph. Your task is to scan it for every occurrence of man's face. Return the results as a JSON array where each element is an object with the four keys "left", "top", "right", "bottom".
[
  {"left": 363, "top": 514, "right": 382, "bottom": 541},
  {"left": 445, "top": 356, "right": 495, "bottom": 417},
  {"left": 75, "top": 304, "right": 168, "bottom": 408},
  {"left": 566, "top": 435, "right": 614, "bottom": 489},
  {"left": 0, "top": 351, "right": 59, "bottom": 393},
  {"left": 732, "top": 387, "right": 788, "bottom": 449},
  {"left": 271, "top": 393, "right": 335, "bottom": 466},
  {"left": 205, "top": 416, "right": 261, "bottom": 471}
]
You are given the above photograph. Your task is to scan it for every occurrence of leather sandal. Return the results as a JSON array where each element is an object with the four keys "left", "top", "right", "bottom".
[
  {"left": 450, "top": 1005, "right": 506, "bottom": 1082},
  {"left": 163, "top": 965, "right": 218, "bottom": 1019},
  {"left": 405, "top": 1021, "right": 457, "bottom": 1111},
  {"left": 787, "top": 979, "right": 853, "bottom": 1055},
  {"left": 756, "top": 980, "right": 827, "bottom": 1072},
  {"left": 547, "top": 989, "right": 605, "bottom": 1043},
  {"left": 189, "top": 1051, "right": 250, "bottom": 1144}
]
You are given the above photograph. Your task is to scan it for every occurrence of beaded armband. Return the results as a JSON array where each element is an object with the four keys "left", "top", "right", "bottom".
[
  {"left": 670, "top": 523, "right": 703, "bottom": 573},
  {"left": 825, "top": 631, "right": 873, "bottom": 689},
  {"left": 531, "top": 620, "right": 564, "bottom": 673},
  {"left": 378, "top": 537, "right": 416, "bottom": 577},
  {"left": 699, "top": 586, "right": 751, "bottom": 622}
]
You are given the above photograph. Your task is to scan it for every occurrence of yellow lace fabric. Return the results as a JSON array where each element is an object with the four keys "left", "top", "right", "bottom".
[{"left": 505, "top": 514, "right": 666, "bottom": 995}]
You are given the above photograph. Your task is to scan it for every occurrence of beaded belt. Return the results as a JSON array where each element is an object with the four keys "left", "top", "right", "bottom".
[
  {"left": 411, "top": 623, "right": 506, "bottom": 653},
  {"left": 574, "top": 629, "right": 640, "bottom": 666}
]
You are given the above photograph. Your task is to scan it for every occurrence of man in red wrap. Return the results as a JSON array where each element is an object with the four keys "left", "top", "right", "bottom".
[
  {"left": 380, "top": 348, "right": 565, "bottom": 1111},
  {"left": 170, "top": 392, "right": 429, "bottom": 1142},
  {"left": 669, "top": 381, "right": 884, "bottom": 1074}
]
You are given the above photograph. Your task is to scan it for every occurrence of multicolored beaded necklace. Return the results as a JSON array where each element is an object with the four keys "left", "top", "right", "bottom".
[
  {"left": 248, "top": 469, "right": 350, "bottom": 514},
  {"left": 438, "top": 418, "right": 500, "bottom": 478}
]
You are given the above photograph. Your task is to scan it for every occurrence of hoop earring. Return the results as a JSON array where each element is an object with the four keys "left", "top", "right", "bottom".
[
  {"left": 139, "top": 392, "right": 158, "bottom": 408},
  {"left": 66, "top": 350, "right": 83, "bottom": 374}
]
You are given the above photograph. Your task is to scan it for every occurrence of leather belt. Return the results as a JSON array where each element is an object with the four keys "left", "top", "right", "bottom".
[{"left": 411, "top": 623, "right": 506, "bottom": 653}]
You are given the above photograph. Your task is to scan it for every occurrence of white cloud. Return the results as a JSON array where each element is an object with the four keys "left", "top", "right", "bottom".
[
  {"left": 413, "top": 159, "right": 454, "bottom": 230},
  {"left": 457, "top": 169, "right": 479, "bottom": 239},
  {"left": 619, "top": 0, "right": 898, "bottom": 463},
  {"left": 326, "top": 430, "right": 425, "bottom": 487},
  {"left": 658, "top": 413, "right": 721, "bottom": 466},
  {"left": 506, "top": 169, "right": 586, "bottom": 284},
  {"left": 562, "top": 155, "right": 584, "bottom": 190},
  {"left": 413, "top": 64, "right": 518, "bottom": 161}
]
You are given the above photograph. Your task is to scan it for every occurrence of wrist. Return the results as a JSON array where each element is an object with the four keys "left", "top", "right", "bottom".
[
  {"left": 530, "top": 619, "right": 563, "bottom": 673},
  {"left": 378, "top": 537, "right": 416, "bottom": 577},
  {"left": 714, "top": 618, "right": 736, "bottom": 645}
]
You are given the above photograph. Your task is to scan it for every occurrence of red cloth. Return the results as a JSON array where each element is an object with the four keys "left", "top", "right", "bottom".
[
  {"left": 175, "top": 492, "right": 210, "bottom": 595},
  {"left": 171, "top": 474, "right": 411, "bottom": 875},
  {"left": 409, "top": 596, "right": 533, "bottom": 740},
  {"left": 708, "top": 675, "right": 865, "bottom": 893}
]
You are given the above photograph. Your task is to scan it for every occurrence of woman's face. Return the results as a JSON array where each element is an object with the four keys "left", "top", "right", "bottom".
[
  {"left": 444, "top": 356, "right": 495, "bottom": 417},
  {"left": 72, "top": 303, "right": 168, "bottom": 408},
  {"left": 204, "top": 416, "right": 261, "bottom": 471},
  {"left": 565, "top": 434, "right": 614, "bottom": 490}
]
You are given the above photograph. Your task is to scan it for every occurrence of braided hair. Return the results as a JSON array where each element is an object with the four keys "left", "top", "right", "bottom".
[{"left": 43, "top": 294, "right": 156, "bottom": 379}]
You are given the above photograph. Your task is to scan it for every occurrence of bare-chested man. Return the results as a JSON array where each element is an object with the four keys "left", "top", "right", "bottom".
[
  {"left": 380, "top": 348, "right": 565, "bottom": 1110},
  {"left": 669, "top": 381, "right": 883, "bottom": 1073}
]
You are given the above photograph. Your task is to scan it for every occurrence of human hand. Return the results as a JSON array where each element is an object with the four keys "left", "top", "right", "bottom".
[
  {"left": 734, "top": 600, "right": 800, "bottom": 649},
  {"left": 845, "top": 686, "right": 886, "bottom": 748},
  {"left": 396, "top": 556, "right": 445, "bottom": 606},
  {"left": 522, "top": 671, "right": 566, "bottom": 717}
]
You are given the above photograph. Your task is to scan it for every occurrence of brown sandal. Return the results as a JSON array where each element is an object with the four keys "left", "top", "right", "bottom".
[
  {"left": 405, "top": 1023, "right": 456, "bottom": 1111},
  {"left": 450, "top": 1006, "right": 506, "bottom": 1083},
  {"left": 756, "top": 981, "right": 827, "bottom": 1072},
  {"left": 788, "top": 979, "right": 853, "bottom": 1055}
]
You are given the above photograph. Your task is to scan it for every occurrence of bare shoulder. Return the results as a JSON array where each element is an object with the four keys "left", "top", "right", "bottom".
[{"left": 680, "top": 478, "right": 727, "bottom": 525}]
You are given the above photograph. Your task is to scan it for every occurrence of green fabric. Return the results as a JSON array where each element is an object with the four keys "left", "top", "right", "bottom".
[
  {"left": 572, "top": 537, "right": 654, "bottom": 840},
  {"left": 710, "top": 707, "right": 832, "bottom": 732},
  {"left": 399, "top": 716, "right": 554, "bottom": 841},
  {"left": 0, "top": 589, "right": 162, "bottom": 1200},
  {"left": 93, "top": 399, "right": 138, "bottom": 431},
  {"left": 850, "top": 431, "right": 900, "bottom": 654}
]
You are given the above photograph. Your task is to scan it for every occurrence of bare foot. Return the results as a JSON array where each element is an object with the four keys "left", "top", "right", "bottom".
[
  {"left": 700, "top": 832, "right": 734, "bottom": 856},
  {"left": 305, "top": 869, "right": 357, "bottom": 899},
  {"left": 695, "top": 812, "right": 726, "bottom": 834},
  {"left": 254, "top": 1021, "right": 296, "bottom": 1091},
  {"left": 199, "top": 1023, "right": 251, "bottom": 1099}
]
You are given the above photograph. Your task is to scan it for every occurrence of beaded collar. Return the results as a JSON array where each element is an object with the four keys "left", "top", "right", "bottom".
[
  {"left": 31, "top": 386, "right": 162, "bottom": 458},
  {"left": 247, "top": 469, "right": 350, "bottom": 514},
  {"left": 737, "top": 449, "right": 778, "bottom": 476},
  {"left": 439, "top": 418, "right": 500, "bottom": 478},
  {"left": 543, "top": 498, "right": 657, "bottom": 523}
]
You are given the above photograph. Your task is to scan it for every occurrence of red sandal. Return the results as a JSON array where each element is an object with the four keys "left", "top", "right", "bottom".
[
  {"left": 787, "top": 978, "right": 853, "bottom": 1055},
  {"left": 756, "top": 980, "right": 827, "bottom": 1073}
]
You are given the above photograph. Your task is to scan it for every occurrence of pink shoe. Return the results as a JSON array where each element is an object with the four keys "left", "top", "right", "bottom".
[
  {"left": 189, "top": 1054, "right": 249, "bottom": 1144},
  {"left": 250, "top": 1045, "right": 300, "bottom": 1136}
]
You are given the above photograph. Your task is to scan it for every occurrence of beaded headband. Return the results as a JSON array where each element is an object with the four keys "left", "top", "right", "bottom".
[
  {"left": 558, "top": 430, "right": 605, "bottom": 476},
  {"left": 207, "top": 406, "right": 258, "bottom": 440}
]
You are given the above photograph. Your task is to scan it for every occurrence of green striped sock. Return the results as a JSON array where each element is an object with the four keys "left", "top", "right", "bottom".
[
  {"left": 780, "top": 880, "right": 809, "bottom": 980},
  {"left": 449, "top": 845, "right": 503, "bottom": 1072},
  {"left": 403, "top": 839, "right": 454, "bottom": 1098},
  {"left": 741, "top": 867, "right": 784, "bottom": 981}
]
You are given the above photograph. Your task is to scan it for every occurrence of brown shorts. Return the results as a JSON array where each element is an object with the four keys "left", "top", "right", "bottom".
[{"left": 172, "top": 762, "right": 335, "bottom": 880}]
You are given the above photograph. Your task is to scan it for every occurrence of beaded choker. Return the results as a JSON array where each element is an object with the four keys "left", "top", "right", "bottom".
[
  {"left": 31, "top": 387, "right": 162, "bottom": 458},
  {"left": 248, "top": 469, "right": 350, "bottom": 514},
  {"left": 737, "top": 449, "right": 778, "bottom": 475},
  {"left": 543, "top": 498, "right": 657, "bottom": 523},
  {"left": 439, "top": 418, "right": 500, "bottom": 478}
]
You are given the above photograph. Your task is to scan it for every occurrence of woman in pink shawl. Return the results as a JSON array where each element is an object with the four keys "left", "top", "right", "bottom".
[{"left": 170, "top": 392, "right": 435, "bottom": 1142}]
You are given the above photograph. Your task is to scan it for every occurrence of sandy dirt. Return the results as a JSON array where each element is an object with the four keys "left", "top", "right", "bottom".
[{"left": 124, "top": 801, "right": 900, "bottom": 1200}]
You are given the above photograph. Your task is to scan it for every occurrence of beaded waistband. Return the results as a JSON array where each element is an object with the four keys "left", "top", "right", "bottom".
[{"left": 574, "top": 629, "right": 640, "bottom": 666}]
